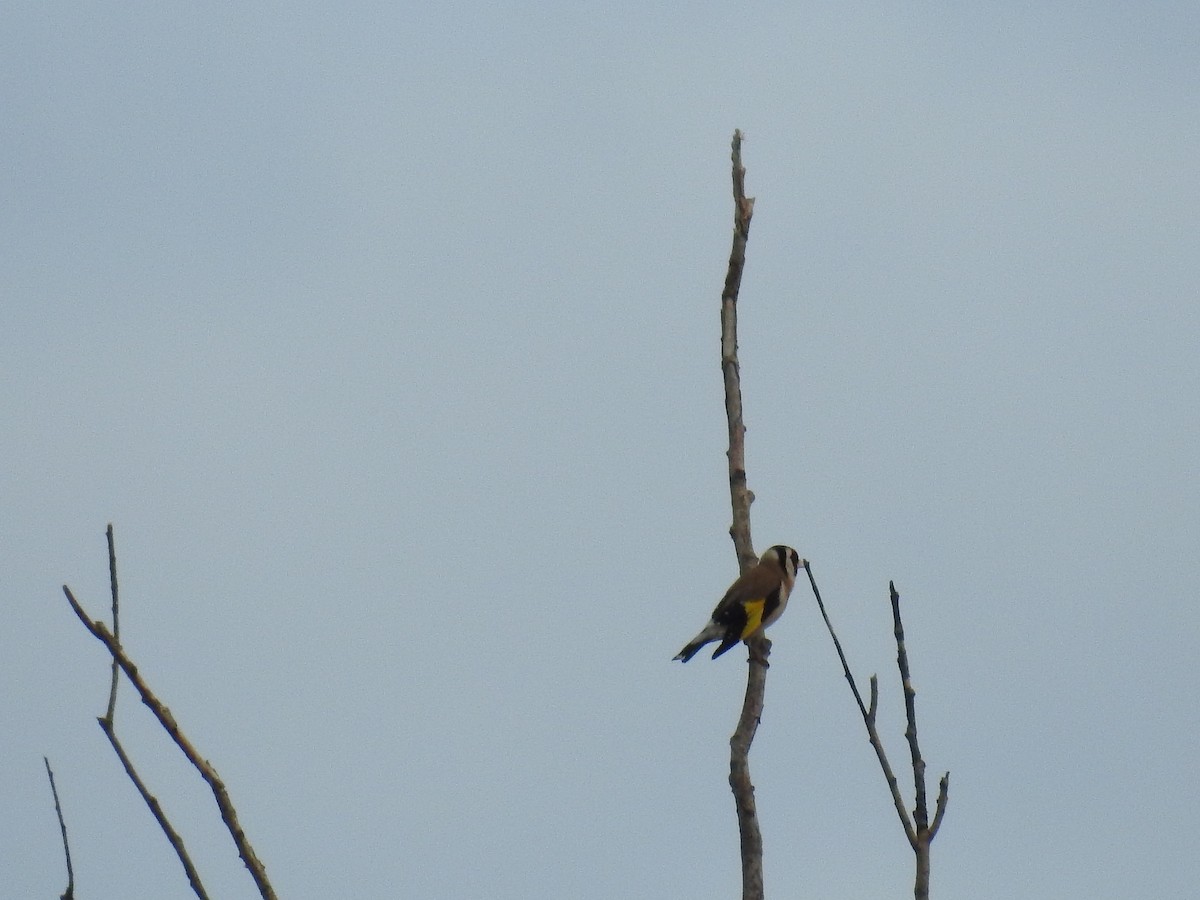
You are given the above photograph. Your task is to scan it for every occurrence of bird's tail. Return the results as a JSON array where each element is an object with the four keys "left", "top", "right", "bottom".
[{"left": 673, "top": 624, "right": 721, "bottom": 663}]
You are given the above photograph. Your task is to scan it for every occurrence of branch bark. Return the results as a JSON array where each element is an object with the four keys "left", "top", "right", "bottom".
[{"left": 720, "top": 128, "right": 767, "bottom": 900}]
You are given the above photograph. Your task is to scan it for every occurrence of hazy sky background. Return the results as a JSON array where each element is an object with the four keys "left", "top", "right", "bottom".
[{"left": 4, "top": 3, "right": 1198, "bottom": 898}]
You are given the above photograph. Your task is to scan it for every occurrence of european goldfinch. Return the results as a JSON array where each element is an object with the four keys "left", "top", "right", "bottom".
[{"left": 673, "top": 545, "right": 802, "bottom": 662}]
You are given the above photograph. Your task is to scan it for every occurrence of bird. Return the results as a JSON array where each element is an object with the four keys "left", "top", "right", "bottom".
[{"left": 673, "top": 545, "right": 803, "bottom": 662}]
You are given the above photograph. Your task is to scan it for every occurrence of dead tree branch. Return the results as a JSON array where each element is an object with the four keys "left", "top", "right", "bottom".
[
  {"left": 802, "top": 564, "right": 948, "bottom": 900},
  {"left": 44, "top": 757, "right": 74, "bottom": 900},
  {"left": 720, "top": 128, "right": 768, "bottom": 900},
  {"left": 62, "top": 541, "right": 277, "bottom": 900}
]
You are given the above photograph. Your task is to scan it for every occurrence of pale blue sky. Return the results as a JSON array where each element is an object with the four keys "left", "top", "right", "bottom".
[{"left": 4, "top": 3, "right": 1199, "bottom": 898}]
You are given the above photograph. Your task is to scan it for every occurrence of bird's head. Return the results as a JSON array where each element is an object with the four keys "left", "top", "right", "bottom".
[{"left": 762, "top": 545, "right": 804, "bottom": 580}]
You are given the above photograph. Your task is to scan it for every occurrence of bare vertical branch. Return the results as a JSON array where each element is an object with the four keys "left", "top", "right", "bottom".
[
  {"left": 105, "top": 523, "right": 120, "bottom": 723},
  {"left": 722, "top": 129, "right": 757, "bottom": 574},
  {"left": 719, "top": 128, "right": 767, "bottom": 900},
  {"left": 60, "top": 584, "right": 277, "bottom": 900},
  {"left": 729, "top": 649, "right": 768, "bottom": 900},
  {"left": 893, "top": 582, "right": 927, "bottom": 831},
  {"left": 890, "top": 581, "right": 949, "bottom": 900},
  {"left": 44, "top": 757, "right": 74, "bottom": 900}
]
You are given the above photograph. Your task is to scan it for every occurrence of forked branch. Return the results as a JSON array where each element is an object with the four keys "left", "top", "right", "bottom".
[
  {"left": 803, "top": 565, "right": 949, "bottom": 900},
  {"left": 94, "top": 526, "right": 210, "bottom": 898},
  {"left": 62, "top": 530, "right": 276, "bottom": 900}
]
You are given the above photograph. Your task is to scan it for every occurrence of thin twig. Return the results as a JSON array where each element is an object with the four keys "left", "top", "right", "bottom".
[
  {"left": 99, "top": 720, "right": 211, "bottom": 898},
  {"left": 720, "top": 128, "right": 767, "bottom": 900},
  {"left": 930, "top": 773, "right": 950, "bottom": 839},
  {"left": 105, "top": 523, "right": 120, "bottom": 723},
  {"left": 44, "top": 757, "right": 74, "bottom": 900},
  {"left": 802, "top": 562, "right": 916, "bottom": 846},
  {"left": 61, "top": 585, "right": 277, "bottom": 900}
]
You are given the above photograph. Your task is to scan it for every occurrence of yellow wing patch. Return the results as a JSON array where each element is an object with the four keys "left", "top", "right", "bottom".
[{"left": 740, "top": 599, "right": 766, "bottom": 638}]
